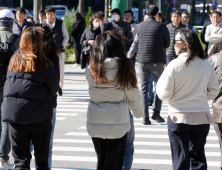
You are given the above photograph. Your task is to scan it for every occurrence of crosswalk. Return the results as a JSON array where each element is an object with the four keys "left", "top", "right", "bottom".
[{"left": 49, "top": 64, "right": 221, "bottom": 170}]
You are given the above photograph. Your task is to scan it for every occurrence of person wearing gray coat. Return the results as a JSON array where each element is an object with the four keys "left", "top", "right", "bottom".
[{"left": 86, "top": 33, "right": 143, "bottom": 170}]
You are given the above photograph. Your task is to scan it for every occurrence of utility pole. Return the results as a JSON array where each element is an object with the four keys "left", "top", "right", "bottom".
[
  {"left": 79, "top": 0, "right": 84, "bottom": 15},
  {"left": 128, "top": 0, "right": 132, "bottom": 10},
  {"left": 105, "top": 0, "right": 108, "bottom": 22},
  {"left": 34, "top": 0, "right": 42, "bottom": 23},
  {"left": 20, "top": 0, "right": 23, "bottom": 7},
  {"left": 159, "top": 0, "right": 161, "bottom": 11},
  {"left": 138, "top": 0, "right": 143, "bottom": 22}
]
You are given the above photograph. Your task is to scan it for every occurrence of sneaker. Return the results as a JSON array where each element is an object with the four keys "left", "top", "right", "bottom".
[
  {"left": 0, "top": 158, "right": 13, "bottom": 170},
  {"left": 143, "top": 117, "right": 151, "bottom": 125},
  {"left": 72, "top": 63, "right": 80, "bottom": 67},
  {"left": 58, "top": 87, "right": 62, "bottom": 96},
  {"left": 151, "top": 112, "right": 165, "bottom": 123},
  {"left": 149, "top": 100, "right": 153, "bottom": 106}
]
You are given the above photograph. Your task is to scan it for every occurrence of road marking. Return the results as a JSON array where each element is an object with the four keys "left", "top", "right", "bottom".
[
  {"left": 56, "top": 114, "right": 78, "bottom": 116},
  {"left": 57, "top": 105, "right": 88, "bottom": 108},
  {"left": 56, "top": 117, "right": 67, "bottom": 120},
  {"left": 53, "top": 139, "right": 219, "bottom": 148},
  {"left": 65, "top": 132, "right": 218, "bottom": 140},
  {"left": 57, "top": 109, "right": 87, "bottom": 112}
]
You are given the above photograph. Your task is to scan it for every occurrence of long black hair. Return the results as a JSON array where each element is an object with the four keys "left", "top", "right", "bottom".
[
  {"left": 178, "top": 28, "right": 206, "bottom": 66},
  {"left": 35, "top": 23, "right": 59, "bottom": 60},
  {"left": 73, "top": 12, "right": 83, "bottom": 21},
  {"left": 90, "top": 33, "right": 137, "bottom": 90}
]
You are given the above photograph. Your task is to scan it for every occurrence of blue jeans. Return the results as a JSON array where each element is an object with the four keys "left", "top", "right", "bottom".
[
  {"left": 0, "top": 89, "right": 10, "bottom": 161},
  {"left": 148, "top": 75, "right": 154, "bottom": 101},
  {"left": 30, "top": 112, "right": 56, "bottom": 169},
  {"left": 123, "top": 112, "right": 135, "bottom": 170}
]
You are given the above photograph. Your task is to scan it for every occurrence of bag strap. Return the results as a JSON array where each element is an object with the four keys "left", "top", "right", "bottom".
[{"left": 6, "top": 34, "right": 19, "bottom": 45}]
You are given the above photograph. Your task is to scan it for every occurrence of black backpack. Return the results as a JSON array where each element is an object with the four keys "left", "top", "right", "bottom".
[{"left": 0, "top": 34, "right": 19, "bottom": 88}]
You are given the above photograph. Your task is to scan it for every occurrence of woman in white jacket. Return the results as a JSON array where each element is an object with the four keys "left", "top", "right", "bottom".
[
  {"left": 86, "top": 33, "right": 143, "bottom": 170},
  {"left": 157, "top": 28, "right": 219, "bottom": 170}
]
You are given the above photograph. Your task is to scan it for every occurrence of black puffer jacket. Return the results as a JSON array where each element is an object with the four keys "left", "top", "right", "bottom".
[
  {"left": 111, "top": 19, "right": 133, "bottom": 53},
  {"left": 2, "top": 60, "right": 59, "bottom": 124},
  {"left": 166, "top": 22, "right": 186, "bottom": 57},
  {"left": 71, "top": 18, "right": 86, "bottom": 43}
]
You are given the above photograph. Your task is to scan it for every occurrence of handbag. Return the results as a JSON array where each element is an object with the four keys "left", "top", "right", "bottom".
[
  {"left": 81, "top": 45, "right": 91, "bottom": 69},
  {"left": 82, "top": 45, "right": 91, "bottom": 55}
]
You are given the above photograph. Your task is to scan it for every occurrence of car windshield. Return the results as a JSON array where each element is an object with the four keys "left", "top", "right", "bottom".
[
  {"left": 54, "top": 7, "right": 66, "bottom": 10},
  {"left": 56, "top": 10, "right": 66, "bottom": 15}
]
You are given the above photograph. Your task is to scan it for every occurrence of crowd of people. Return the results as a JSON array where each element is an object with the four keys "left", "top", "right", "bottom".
[{"left": 0, "top": 3, "right": 221, "bottom": 170}]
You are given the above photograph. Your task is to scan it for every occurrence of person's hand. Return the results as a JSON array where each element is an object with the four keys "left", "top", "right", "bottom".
[
  {"left": 163, "top": 64, "right": 166, "bottom": 68},
  {"left": 127, "top": 54, "right": 133, "bottom": 58},
  {"left": 88, "top": 40, "right": 95, "bottom": 46}
]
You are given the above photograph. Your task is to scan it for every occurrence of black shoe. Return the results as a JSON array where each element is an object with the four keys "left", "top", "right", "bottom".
[
  {"left": 149, "top": 100, "right": 153, "bottom": 106},
  {"left": 58, "top": 88, "right": 62, "bottom": 96},
  {"left": 143, "top": 117, "right": 151, "bottom": 125},
  {"left": 151, "top": 112, "right": 165, "bottom": 123}
]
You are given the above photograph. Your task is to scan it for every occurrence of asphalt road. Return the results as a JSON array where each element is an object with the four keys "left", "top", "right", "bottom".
[{"left": 10, "top": 64, "right": 220, "bottom": 170}]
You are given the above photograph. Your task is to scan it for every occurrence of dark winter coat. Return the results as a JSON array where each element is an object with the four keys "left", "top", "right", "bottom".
[
  {"left": 201, "top": 21, "right": 212, "bottom": 56},
  {"left": 2, "top": 60, "right": 59, "bottom": 124},
  {"left": 137, "top": 17, "right": 170, "bottom": 63},
  {"left": 71, "top": 18, "right": 86, "bottom": 43},
  {"left": 12, "top": 19, "right": 34, "bottom": 36},
  {"left": 111, "top": 19, "right": 133, "bottom": 53},
  {"left": 166, "top": 22, "right": 186, "bottom": 57}
]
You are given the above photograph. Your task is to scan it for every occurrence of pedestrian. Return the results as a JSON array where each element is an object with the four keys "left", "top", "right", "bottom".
[
  {"left": 43, "top": 6, "right": 69, "bottom": 96},
  {"left": 12, "top": 7, "right": 34, "bottom": 36},
  {"left": 201, "top": 13, "right": 212, "bottom": 56},
  {"left": 30, "top": 23, "right": 60, "bottom": 170},
  {"left": 181, "top": 12, "right": 197, "bottom": 33},
  {"left": 80, "top": 13, "right": 103, "bottom": 70},
  {"left": 156, "top": 28, "right": 219, "bottom": 170},
  {"left": 111, "top": 8, "right": 133, "bottom": 55},
  {"left": 86, "top": 32, "right": 143, "bottom": 170},
  {"left": 166, "top": 10, "right": 186, "bottom": 65},
  {"left": 129, "top": 4, "right": 170, "bottom": 125},
  {"left": 124, "top": 9, "right": 137, "bottom": 66},
  {"left": 0, "top": 9, "right": 20, "bottom": 170},
  {"left": 38, "top": 9, "right": 46, "bottom": 24},
  {"left": 157, "top": 12, "right": 166, "bottom": 24},
  {"left": 2, "top": 27, "right": 59, "bottom": 170},
  {"left": 205, "top": 11, "right": 222, "bottom": 54},
  {"left": 71, "top": 12, "right": 86, "bottom": 68},
  {"left": 208, "top": 46, "right": 222, "bottom": 170}
]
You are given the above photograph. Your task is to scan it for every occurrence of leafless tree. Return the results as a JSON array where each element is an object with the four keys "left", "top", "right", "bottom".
[{"left": 79, "top": 0, "right": 84, "bottom": 15}]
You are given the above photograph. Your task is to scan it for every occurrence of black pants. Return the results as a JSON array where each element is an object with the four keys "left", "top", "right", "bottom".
[
  {"left": 92, "top": 133, "right": 127, "bottom": 170},
  {"left": 74, "top": 42, "right": 81, "bottom": 64},
  {"left": 9, "top": 120, "right": 52, "bottom": 170},
  {"left": 168, "top": 117, "right": 210, "bottom": 170},
  {"left": 214, "top": 123, "right": 222, "bottom": 168}
]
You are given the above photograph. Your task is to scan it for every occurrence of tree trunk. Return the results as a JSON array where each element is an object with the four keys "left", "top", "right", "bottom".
[
  {"left": 79, "top": 0, "right": 84, "bottom": 15},
  {"left": 128, "top": 0, "right": 132, "bottom": 10},
  {"left": 7, "top": 0, "right": 14, "bottom": 8},
  {"left": 176, "top": 0, "right": 181, "bottom": 10},
  {"left": 201, "top": 0, "right": 206, "bottom": 25},
  {"left": 138, "top": 0, "right": 143, "bottom": 23},
  {"left": 66, "top": 0, "right": 69, "bottom": 6},
  {"left": 105, "top": 0, "right": 108, "bottom": 22}
]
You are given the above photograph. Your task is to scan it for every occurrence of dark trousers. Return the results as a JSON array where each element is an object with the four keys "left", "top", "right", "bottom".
[
  {"left": 92, "top": 133, "right": 127, "bottom": 170},
  {"left": 74, "top": 42, "right": 81, "bottom": 64},
  {"left": 214, "top": 123, "right": 222, "bottom": 168},
  {"left": 138, "top": 63, "right": 164, "bottom": 118},
  {"left": 166, "top": 56, "right": 177, "bottom": 65},
  {"left": 9, "top": 120, "right": 52, "bottom": 170},
  {"left": 168, "top": 117, "right": 210, "bottom": 170}
]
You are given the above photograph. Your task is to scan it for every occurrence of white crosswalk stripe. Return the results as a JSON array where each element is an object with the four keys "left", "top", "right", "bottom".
[{"left": 50, "top": 65, "right": 220, "bottom": 170}]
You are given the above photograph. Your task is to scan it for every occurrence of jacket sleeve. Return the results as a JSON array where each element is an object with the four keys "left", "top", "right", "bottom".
[
  {"left": 80, "top": 29, "right": 88, "bottom": 48},
  {"left": 201, "top": 25, "right": 207, "bottom": 44},
  {"left": 207, "top": 60, "right": 220, "bottom": 100},
  {"left": 156, "top": 64, "right": 175, "bottom": 101},
  {"left": 162, "top": 24, "right": 170, "bottom": 49},
  {"left": 207, "top": 42, "right": 221, "bottom": 59},
  {"left": 45, "top": 64, "right": 59, "bottom": 96},
  {"left": 125, "top": 87, "right": 144, "bottom": 118},
  {"left": 126, "top": 24, "right": 133, "bottom": 51},
  {"left": 62, "top": 22, "right": 69, "bottom": 48},
  {"left": 127, "top": 34, "right": 138, "bottom": 55},
  {"left": 205, "top": 26, "right": 222, "bottom": 43}
]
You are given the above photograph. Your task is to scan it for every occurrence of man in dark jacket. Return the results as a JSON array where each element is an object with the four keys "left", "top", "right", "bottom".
[
  {"left": 135, "top": 4, "right": 170, "bottom": 125},
  {"left": 43, "top": 6, "right": 69, "bottom": 96},
  {"left": 166, "top": 10, "right": 186, "bottom": 64},
  {"left": 12, "top": 7, "right": 34, "bottom": 36},
  {"left": 111, "top": 8, "right": 133, "bottom": 54},
  {"left": 71, "top": 12, "right": 86, "bottom": 67},
  {"left": 0, "top": 9, "right": 20, "bottom": 170}
]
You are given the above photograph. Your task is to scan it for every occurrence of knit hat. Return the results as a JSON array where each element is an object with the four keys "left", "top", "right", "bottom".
[
  {"left": 112, "top": 8, "right": 121, "bottom": 16},
  {"left": 0, "top": 9, "right": 14, "bottom": 29}
]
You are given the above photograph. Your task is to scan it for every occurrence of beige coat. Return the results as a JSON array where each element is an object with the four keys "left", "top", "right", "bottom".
[{"left": 86, "top": 58, "right": 143, "bottom": 139}]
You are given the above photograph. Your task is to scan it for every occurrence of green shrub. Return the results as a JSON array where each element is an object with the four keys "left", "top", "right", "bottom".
[{"left": 85, "top": 6, "right": 93, "bottom": 28}]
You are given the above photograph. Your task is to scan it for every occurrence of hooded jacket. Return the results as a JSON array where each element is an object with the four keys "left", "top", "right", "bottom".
[{"left": 86, "top": 58, "right": 143, "bottom": 139}]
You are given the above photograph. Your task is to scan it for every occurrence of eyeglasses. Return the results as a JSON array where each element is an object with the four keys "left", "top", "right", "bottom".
[{"left": 174, "top": 39, "right": 184, "bottom": 44}]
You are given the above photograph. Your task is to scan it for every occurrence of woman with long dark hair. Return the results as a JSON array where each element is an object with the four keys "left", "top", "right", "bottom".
[
  {"left": 30, "top": 23, "right": 60, "bottom": 170},
  {"left": 86, "top": 33, "right": 143, "bottom": 170},
  {"left": 3, "top": 27, "right": 59, "bottom": 170},
  {"left": 71, "top": 12, "right": 85, "bottom": 67},
  {"left": 156, "top": 28, "right": 219, "bottom": 170}
]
